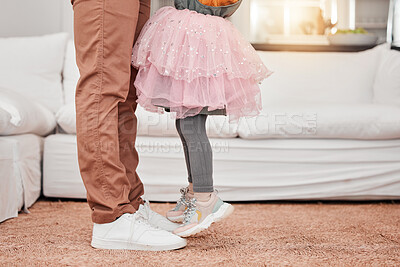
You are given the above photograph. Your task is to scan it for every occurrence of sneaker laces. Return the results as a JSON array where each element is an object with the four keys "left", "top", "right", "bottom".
[
  {"left": 175, "top": 187, "right": 189, "bottom": 210},
  {"left": 138, "top": 198, "right": 166, "bottom": 230},
  {"left": 125, "top": 200, "right": 153, "bottom": 229},
  {"left": 125, "top": 211, "right": 154, "bottom": 236},
  {"left": 123, "top": 198, "right": 165, "bottom": 235},
  {"left": 137, "top": 202, "right": 150, "bottom": 221},
  {"left": 183, "top": 198, "right": 197, "bottom": 224}
]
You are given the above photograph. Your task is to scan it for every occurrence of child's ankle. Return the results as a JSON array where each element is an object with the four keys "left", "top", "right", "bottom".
[
  {"left": 194, "top": 192, "right": 212, "bottom": 202},
  {"left": 187, "top": 183, "right": 194, "bottom": 198}
]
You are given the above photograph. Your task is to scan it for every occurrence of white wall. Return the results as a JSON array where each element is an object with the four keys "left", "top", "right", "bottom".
[
  {"left": 0, "top": 0, "right": 73, "bottom": 38},
  {"left": 0, "top": 0, "right": 248, "bottom": 39},
  {"left": 229, "top": 0, "right": 251, "bottom": 41}
]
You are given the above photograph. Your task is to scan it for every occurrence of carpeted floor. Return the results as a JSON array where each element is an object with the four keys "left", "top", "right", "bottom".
[{"left": 0, "top": 200, "right": 399, "bottom": 266}]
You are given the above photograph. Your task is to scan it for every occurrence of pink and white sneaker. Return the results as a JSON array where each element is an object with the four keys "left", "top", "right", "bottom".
[
  {"left": 166, "top": 187, "right": 193, "bottom": 223},
  {"left": 173, "top": 191, "right": 234, "bottom": 237}
]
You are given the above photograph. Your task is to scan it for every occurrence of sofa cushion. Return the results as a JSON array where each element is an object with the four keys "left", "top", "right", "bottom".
[
  {"left": 136, "top": 106, "right": 178, "bottom": 137},
  {"left": 56, "top": 102, "right": 76, "bottom": 134},
  {"left": 0, "top": 89, "right": 56, "bottom": 136},
  {"left": 56, "top": 103, "right": 238, "bottom": 138},
  {"left": 373, "top": 49, "right": 400, "bottom": 106},
  {"left": 63, "top": 40, "right": 80, "bottom": 105},
  {"left": 238, "top": 103, "right": 400, "bottom": 140},
  {"left": 0, "top": 108, "right": 13, "bottom": 132},
  {"left": 0, "top": 33, "right": 68, "bottom": 113},
  {"left": 257, "top": 44, "right": 384, "bottom": 108},
  {"left": 135, "top": 106, "right": 238, "bottom": 138}
]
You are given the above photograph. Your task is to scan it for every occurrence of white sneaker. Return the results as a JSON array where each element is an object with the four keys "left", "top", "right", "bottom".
[
  {"left": 141, "top": 200, "right": 181, "bottom": 232},
  {"left": 91, "top": 211, "right": 187, "bottom": 251}
]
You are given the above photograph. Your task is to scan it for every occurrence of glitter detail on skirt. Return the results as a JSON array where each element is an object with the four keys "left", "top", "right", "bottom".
[{"left": 131, "top": 6, "right": 273, "bottom": 122}]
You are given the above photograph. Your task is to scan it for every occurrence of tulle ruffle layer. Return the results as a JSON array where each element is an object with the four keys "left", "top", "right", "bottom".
[
  {"left": 131, "top": 6, "right": 272, "bottom": 83},
  {"left": 134, "top": 65, "right": 263, "bottom": 122},
  {"left": 131, "top": 6, "right": 273, "bottom": 121}
]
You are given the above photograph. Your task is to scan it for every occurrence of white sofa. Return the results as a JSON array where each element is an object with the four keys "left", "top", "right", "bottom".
[
  {"left": 44, "top": 38, "right": 400, "bottom": 202},
  {"left": 1, "top": 33, "right": 400, "bottom": 222}
]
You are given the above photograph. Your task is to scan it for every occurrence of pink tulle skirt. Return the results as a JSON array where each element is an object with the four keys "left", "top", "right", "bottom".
[{"left": 131, "top": 6, "right": 273, "bottom": 121}]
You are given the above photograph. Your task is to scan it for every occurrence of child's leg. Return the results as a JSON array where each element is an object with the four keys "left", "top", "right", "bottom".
[
  {"left": 175, "top": 118, "right": 193, "bottom": 189},
  {"left": 166, "top": 114, "right": 211, "bottom": 222},
  {"left": 173, "top": 114, "right": 234, "bottom": 236},
  {"left": 175, "top": 114, "right": 214, "bottom": 194}
]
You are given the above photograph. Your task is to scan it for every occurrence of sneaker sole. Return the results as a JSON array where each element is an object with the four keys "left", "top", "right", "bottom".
[
  {"left": 91, "top": 237, "right": 187, "bottom": 251},
  {"left": 175, "top": 203, "right": 234, "bottom": 237},
  {"left": 166, "top": 215, "right": 184, "bottom": 223}
]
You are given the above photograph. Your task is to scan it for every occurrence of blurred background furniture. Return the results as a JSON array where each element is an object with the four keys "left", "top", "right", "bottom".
[{"left": 42, "top": 39, "right": 400, "bottom": 202}]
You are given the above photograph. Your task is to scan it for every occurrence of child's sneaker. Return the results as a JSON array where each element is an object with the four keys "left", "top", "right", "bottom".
[
  {"left": 166, "top": 187, "right": 193, "bottom": 223},
  {"left": 173, "top": 191, "right": 234, "bottom": 237}
]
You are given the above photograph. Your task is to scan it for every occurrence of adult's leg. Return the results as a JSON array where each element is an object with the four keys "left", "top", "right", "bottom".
[
  {"left": 118, "top": 0, "right": 151, "bottom": 213},
  {"left": 73, "top": 0, "right": 144, "bottom": 223},
  {"left": 175, "top": 115, "right": 214, "bottom": 193}
]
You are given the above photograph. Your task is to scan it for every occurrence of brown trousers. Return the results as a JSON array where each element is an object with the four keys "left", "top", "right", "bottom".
[{"left": 72, "top": 0, "right": 150, "bottom": 223}]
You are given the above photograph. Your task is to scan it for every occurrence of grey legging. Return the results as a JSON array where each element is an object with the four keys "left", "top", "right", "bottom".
[{"left": 175, "top": 114, "right": 213, "bottom": 193}]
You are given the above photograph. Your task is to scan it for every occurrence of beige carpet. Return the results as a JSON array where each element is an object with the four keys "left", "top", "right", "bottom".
[{"left": 1, "top": 200, "right": 399, "bottom": 266}]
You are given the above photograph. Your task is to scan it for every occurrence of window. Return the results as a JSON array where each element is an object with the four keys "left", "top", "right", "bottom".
[{"left": 249, "top": 0, "right": 333, "bottom": 44}]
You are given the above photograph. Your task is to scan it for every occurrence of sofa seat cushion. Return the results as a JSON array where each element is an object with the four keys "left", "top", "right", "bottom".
[
  {"left": 43, "top": 134, "right": 400, "bottom": 201},
  {"left": 238, "top": 103, "right": 400, "bottom": 140}
]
